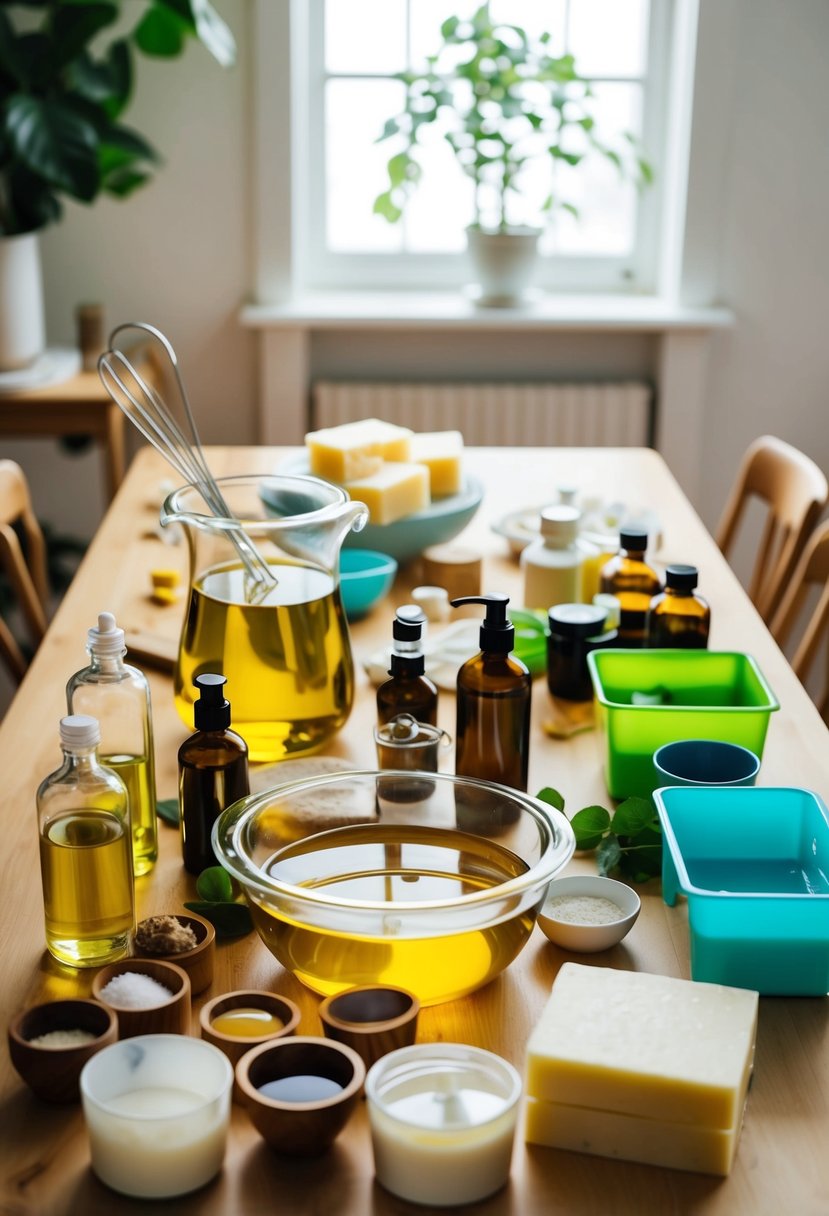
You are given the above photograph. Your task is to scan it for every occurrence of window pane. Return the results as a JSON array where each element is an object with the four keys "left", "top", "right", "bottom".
[
  {"left": 489, "top": 0, "right": 566, "bottom": 49},
  {"left": 326, "top": 79, "right": 406, "bottom": 252},
  {"left": 409, "top": 0, "right": 478, "bottom": 67},
  {"left": 567, "top": 0, "right": 649, "bottom": 78},
  {"left": 325, "top": 0, "right": 406, "bottom": 74},
  {"left": 404, "top": 112, "right": 473, "bottom": 252}
]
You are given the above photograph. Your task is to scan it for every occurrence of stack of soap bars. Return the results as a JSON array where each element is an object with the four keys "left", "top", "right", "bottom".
[{"left": 525, "top": 963, "right": 758, "bottom": 1176}]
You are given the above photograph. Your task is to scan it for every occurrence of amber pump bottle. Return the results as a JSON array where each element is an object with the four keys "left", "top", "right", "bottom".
[
  {"left": 178, "top": 674, "right": 250, "bottom": 875},
  {"left": 377, "top": 606, "right": 438, "bottom": 726},
  {"left": 451, "top": 593, "right": 532, "bottom": 792},
  {"left": 647, "top": 564, "right": 710, "bottom": 648},
  {"left": 599, "top": 528, "right": 663, "bottom": 647}
]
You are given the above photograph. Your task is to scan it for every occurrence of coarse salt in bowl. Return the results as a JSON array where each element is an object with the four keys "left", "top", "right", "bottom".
[{"left": 537, "top": 874, "right": 640, "bottom": 953}]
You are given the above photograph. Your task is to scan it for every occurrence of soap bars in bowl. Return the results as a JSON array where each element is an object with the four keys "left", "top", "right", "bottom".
[{"left": 525, "top": 963, "right": 758, "bottom": 1176}]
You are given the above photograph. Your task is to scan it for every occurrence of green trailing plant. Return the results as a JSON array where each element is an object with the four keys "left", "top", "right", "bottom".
[
  {"left": 537, "top": 787, "right": 662, "bottom": 883},
  {"left": 374, "top": 2, "right": 652, "bottom": 232},
  {"left": 0, "top": 0, "right": 235, "bottom": 236}
]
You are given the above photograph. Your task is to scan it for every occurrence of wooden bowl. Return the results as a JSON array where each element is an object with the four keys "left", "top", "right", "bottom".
[
  {"left": 318, "top": 985, "right": 419, "bottom": 1070},
  {"left": 200, "top": 990, "right": 301, "bottom": 1072},
  {"left": 132, "top": 912, "right": 216, "bottom": 995},
  {"left": 92, "top": 959, "right": 191, "bottom": 1037},
  {"left": 236, "top": 1036, "right": 365, "bottom": 1157},
  {"left": 8, "top": 999, "right": 118, "bottom": 1104}
]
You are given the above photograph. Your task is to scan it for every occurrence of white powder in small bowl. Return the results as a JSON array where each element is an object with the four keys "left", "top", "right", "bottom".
[
  {"left": 100, "top": 972, "right": 174, "bottom": 1009},
  {"left": 28, "top": 1028, "right": 98, "bottom": 1048},
  {"left": 545, "top": 894, "right": 623, "bottom": 926}
]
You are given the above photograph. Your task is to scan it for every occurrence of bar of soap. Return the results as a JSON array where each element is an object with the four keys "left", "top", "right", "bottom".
[
  {"left": 526, "top": 963, "right": 758, "bottom": 1128},
  {"left": 525, "top": 1098, "right": 741, "bottom": 1176},
  {"left": 306, "top": 418, "right": 413, "bottom": 482},
  {"left": 345, "top": 463, "right": 430, "bottom": 525},
  {"left": 410, "top": 431, "right": 464, "bottom": 497}
]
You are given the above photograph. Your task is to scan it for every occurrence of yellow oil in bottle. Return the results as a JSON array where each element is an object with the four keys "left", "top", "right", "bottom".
[
  {"left": 39, "top": 808, "right": 134, "bottom": 967},
  {"left": 248, "top": 824, "right": 535, "bottom": 1006},
  {"left": 174, "top": 561, "right": 353, "bottom": 762},
  {"left": 103, "top": 754, "right": 157, "bottom": 877}
]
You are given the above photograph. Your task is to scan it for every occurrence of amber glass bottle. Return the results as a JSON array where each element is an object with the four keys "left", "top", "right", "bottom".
[
  {"left": 599, "top": 528, "right": 662, "bottom": 647},
  {"left": 451, "top": 593, "right": 531, "bottom": 792},
  {"left": 377, "top": 606, "right": 438, "bottom": 726},
  {"left": 647, "top": 565, "right": 710, "bottom": 648},
  {"left": 178, "top": 674, "right": 250, "bottom": 875}
]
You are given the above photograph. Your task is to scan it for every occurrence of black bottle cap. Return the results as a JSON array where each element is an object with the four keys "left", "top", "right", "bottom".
[
  {"left": 620, "top": 527, "right": 648, "bottom": 551},
  {"left": 393, "top": 605, "right": 426, "bottom": 643},
  {"left": 665, "top": 564, "right": 699, "bottom": 590},
  {"left": 548, "top": 603, "right": 609, "bottom": 639},
  {"left": 193, "top": 673, "right": 231, "bottom": 731},
  {"left": 451, "top": 593, "right": 513, "bottom": 653}
]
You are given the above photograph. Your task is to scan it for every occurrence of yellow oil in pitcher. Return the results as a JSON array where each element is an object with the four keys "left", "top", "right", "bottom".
[
  {"left": 247, "top": 824, "right": 535, "bottom": 1006},
  {"left": 174, "top": 560, "right": 353, "bottom": 762}
]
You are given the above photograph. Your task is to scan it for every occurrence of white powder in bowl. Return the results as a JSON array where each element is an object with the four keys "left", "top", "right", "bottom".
[
  {"left": 100, "top": 972, "right": 174, "bottom": 1009},
  {"left": 546, "top": 894, "right": 623, "bottom": 925},
  {"left": 28, "top": 1028, "right": 98, "bottom": 1048}
]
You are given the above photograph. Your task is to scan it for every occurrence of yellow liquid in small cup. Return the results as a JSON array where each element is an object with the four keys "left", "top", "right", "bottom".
[
  {"left": 248, "top": 825, "right": 535, "bottom": 1007},
  {"left": 211, "top": 1008, "right": 284, "bottom": 1038},
  {"left": 39, "top": 809, "right": 134, "bottom": 967},
  {"left": 103, "top": 754, "right": 157, "bottom": 877},
  {"left": 173, "top": 561, "right": 353, "bottom": 762}
]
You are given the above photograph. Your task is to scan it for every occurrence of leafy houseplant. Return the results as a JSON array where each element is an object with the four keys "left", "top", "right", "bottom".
[
  {"left": 374, "top": 3, "right": 652, "bottom": 302},
  {"left": 0, "top": 0, "right": 235, "bottom": 366}
]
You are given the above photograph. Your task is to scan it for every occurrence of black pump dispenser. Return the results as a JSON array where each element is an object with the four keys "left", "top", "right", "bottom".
[
  {"left": 390, "top": 606, "right": 426, "bottom": 676},
  {"left": 377, "top": 606, "right": 438, "bottom": 726},
  {"left": 451, "top": 593, "right": 514, "bottom": 653},
  {"left": 193, "top": 673, "right": 231, "bottom": 731}
]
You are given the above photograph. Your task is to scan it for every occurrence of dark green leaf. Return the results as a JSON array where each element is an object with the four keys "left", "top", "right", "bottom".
[
  {"left": 101, "top": 122, "right": 158, "bottom": 162},
  {"left": 611, "top": 796, "right": 657, "bottom": 837},
  {"left": 377, "top": 116, "right": 400, "bottom": 142},
  {"left": 536, "top": 786, "right": 565, "bottom": 812},
  {"left": 103, "top": 166, "right": 151, "bottom": 196},
  {"left": 67, "top": 40, "right": 132, "bottom": 117},
  {"left": 6, "top": 95, "right": 99, "bottom": 200},
  {"left": 570, "top": 805, "right": 611, "bottom": 851},
  {"left": 134, "top": 5, "right": 189, "bottom": 57},
  {"left": 51, "top": 3, "right": 118, "bottom": 71},
  {"left": 196, "top": 865, "right": 233, "bottom": 902},
  {"left": 183, "top": 900, "right": 252, "bottom": 938},
  {"left": 156, "top": 797, "right": 180, "bottom": 826},
  {"left": 596, "top": 833, "right": 622, "bottom": 876}
]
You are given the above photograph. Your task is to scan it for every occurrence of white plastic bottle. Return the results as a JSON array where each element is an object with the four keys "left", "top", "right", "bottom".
[{"left": 521, "top": 506, "right": 582, "bottom": 613}]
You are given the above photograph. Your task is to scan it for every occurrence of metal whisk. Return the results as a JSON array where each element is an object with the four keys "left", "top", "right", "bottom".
[{"left": 98, "top": 322, "right": 277, "bottom": 602}]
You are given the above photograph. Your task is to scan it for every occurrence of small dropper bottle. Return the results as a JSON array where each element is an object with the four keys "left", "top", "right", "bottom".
[
  {"left": 647, "top": 564, "right": 710, "bottom": 648},
  {"left": 67, "top": 611, "right": 158, "bottom": 876},
  {"left": 377, "top": 605, "right": 438, "bottom": 726},
  {"left": 599, "top": 528, "right": 663, "bottom": 647},
  {"left": 451, "top": 593, "right": 532, "bottom": 792},
  {"left": 37, "top": 714, "right": 134, "bottom": 967},
  {"left": 178, "top": 673, "right": 250, "bottom": 875}
]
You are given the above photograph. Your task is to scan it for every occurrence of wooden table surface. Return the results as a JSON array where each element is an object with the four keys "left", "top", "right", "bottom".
[{"left": 1, "top": 446, "right": 827, "bottom": 1216}]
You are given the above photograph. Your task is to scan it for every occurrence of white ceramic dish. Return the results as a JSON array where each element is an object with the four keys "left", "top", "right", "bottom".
[
  {"left": 492, "top": 501, "right": 663, "bottom": 558},
  {"left": 537, "top": 874, "right": 640, "bottom": 953}
]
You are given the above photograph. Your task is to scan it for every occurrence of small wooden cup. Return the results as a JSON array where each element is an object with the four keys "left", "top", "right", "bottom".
[
  {"left": 236, "top": 1036, "right": 365, "bottom": 1157},
  {"left": 132, "top": 912, "right": 216, "bottom": 996},
  {"left": 201, "top": 989, "right": 301, "bottom": 1103},
  {"left": 92, "top": 959, "right": 191, "bottom": 1038},
  {"left": 8, "top": 999, "right": 118, "bottom": 1104},
  {"left": 318, "top": 985, "right": 420, "bottom": 1071}
]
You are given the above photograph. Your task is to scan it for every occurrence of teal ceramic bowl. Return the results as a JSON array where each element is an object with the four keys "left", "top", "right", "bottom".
[
  {"left": 343, "top": 477, "right": 484, "bottom": 563},
  {"left": 339, "top": 549, "right": 397, "bottom": 620}
]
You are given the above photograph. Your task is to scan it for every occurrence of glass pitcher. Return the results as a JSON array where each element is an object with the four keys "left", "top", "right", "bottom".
[{"left": 161, "top": 474, "right": 368, "bottom": 762}]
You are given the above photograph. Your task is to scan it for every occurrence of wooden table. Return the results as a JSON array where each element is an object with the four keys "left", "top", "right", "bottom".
[{"left": 1, "top": 447, "right": 827, "bottom": 1216}]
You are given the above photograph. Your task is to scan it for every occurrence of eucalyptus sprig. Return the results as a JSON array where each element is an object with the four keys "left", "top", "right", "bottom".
[
  {"left": 537, "top": 787, "right": 662, "bottom": 883},
  {"left": 184, "top": 865, "right": 253, "bottom": 938}
]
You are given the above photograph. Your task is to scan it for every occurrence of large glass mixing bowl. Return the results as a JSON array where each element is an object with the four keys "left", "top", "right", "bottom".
[{"left": 214, "top": 771, "right": 575, "bottom": 1006}]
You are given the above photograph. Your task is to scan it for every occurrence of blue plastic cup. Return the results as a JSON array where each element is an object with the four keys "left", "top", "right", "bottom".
[{"left": 653, "top": 739, "right": 760, "bottom": 788}]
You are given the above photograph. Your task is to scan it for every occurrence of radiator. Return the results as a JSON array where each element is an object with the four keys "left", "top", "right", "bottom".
[{"left": 312, "top": 381, "right": 654, "bottom": 448}]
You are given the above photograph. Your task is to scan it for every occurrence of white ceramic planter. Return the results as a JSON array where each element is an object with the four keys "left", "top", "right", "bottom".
[
  {"left": 0, "top": 231, "right": 46, "bottom": 370},
  {"left": 465, "top": 226, "right": 542, "bottom": 307}
]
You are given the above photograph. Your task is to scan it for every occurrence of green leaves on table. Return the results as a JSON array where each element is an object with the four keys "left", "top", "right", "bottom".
[
  {"left": 156, "top": 797, "right": 180, "bottom": 826},
  {"left": 537, "top": 787, "right": 662, "bottom": 883},
  {"left": 184, "top": 866, "right": 253, "bottom": 939}
]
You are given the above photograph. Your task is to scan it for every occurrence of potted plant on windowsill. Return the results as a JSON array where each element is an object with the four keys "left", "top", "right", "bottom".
[
  {"left": 0, "top": 0, "right": 235, "bottom": 371},
  {"left": 374, "top": 3, "right": 652, "bottom": 306}
]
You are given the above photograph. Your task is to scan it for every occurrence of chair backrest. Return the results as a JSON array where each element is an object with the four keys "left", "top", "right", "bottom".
[
  {"left": 715, "top": 435, "right": 828, "bottom": 622},
  {"left": 0, "top": 460, "right": 49, "bottom": 683},
  {"left": 771, "top": 519, "right": 829, "bottom": 722}
]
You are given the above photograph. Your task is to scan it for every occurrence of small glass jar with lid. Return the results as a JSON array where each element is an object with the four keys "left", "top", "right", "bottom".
[{"left": 546, "top": 603, "right": 617, "bottom": 701}]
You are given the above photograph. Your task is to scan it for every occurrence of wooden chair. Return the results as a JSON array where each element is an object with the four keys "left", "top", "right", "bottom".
[
  {"left": 771, "top": 519, "right": 829, "bottom": 722},
  {"left": 0, "top": 460, "right": 49, "bottom": 683},
  {"left": 715, "top": 435, "right": 828, "bottom": 622}
]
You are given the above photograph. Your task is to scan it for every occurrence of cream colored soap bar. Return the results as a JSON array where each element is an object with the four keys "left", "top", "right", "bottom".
[
  {"left": 524, "top": 1097, "right": 741, "bottom": 1176},
  {"left": 526, "top": 963, "right": 758, "bottom": 1128},
  {"left": 346, "top": 463, "right": 430, "bottom": 525},
  {"left": 410, "top": 431, "right": 464, "bottom": 497},
  {"left": 306, "top": 418, "right": 413, "bottom": 482}
]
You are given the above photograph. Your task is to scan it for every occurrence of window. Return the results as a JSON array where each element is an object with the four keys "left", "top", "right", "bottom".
[{"left": 291, "top": 1, "right": 673, "bottom": 294}]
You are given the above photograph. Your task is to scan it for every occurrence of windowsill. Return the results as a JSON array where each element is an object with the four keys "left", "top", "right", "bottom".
[{"left": 240, "top": 291, "right": 734, "bottom": 332}]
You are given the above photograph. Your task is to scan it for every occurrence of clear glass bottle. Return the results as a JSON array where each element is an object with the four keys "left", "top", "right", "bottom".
[
  {"left": 520, "top": 506, "right": 582, "bottom": 612},
  {"left": 37, "top": 714, "right": 134, "bottom": 968},
  {"left": 599, "top": 528, "right": 663, "bottom": 647},
  {"left": 647, "top": 564, "right": 711, "bottom": 648},
  {"left": 377, "top": 605, "right": 438, "bottom": 726},
  {"left": 67, "top": 612, "right": 158, "bottom": 876},
  {"left": 178, "top": 673, "right": 250, "bottom": 876}
]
